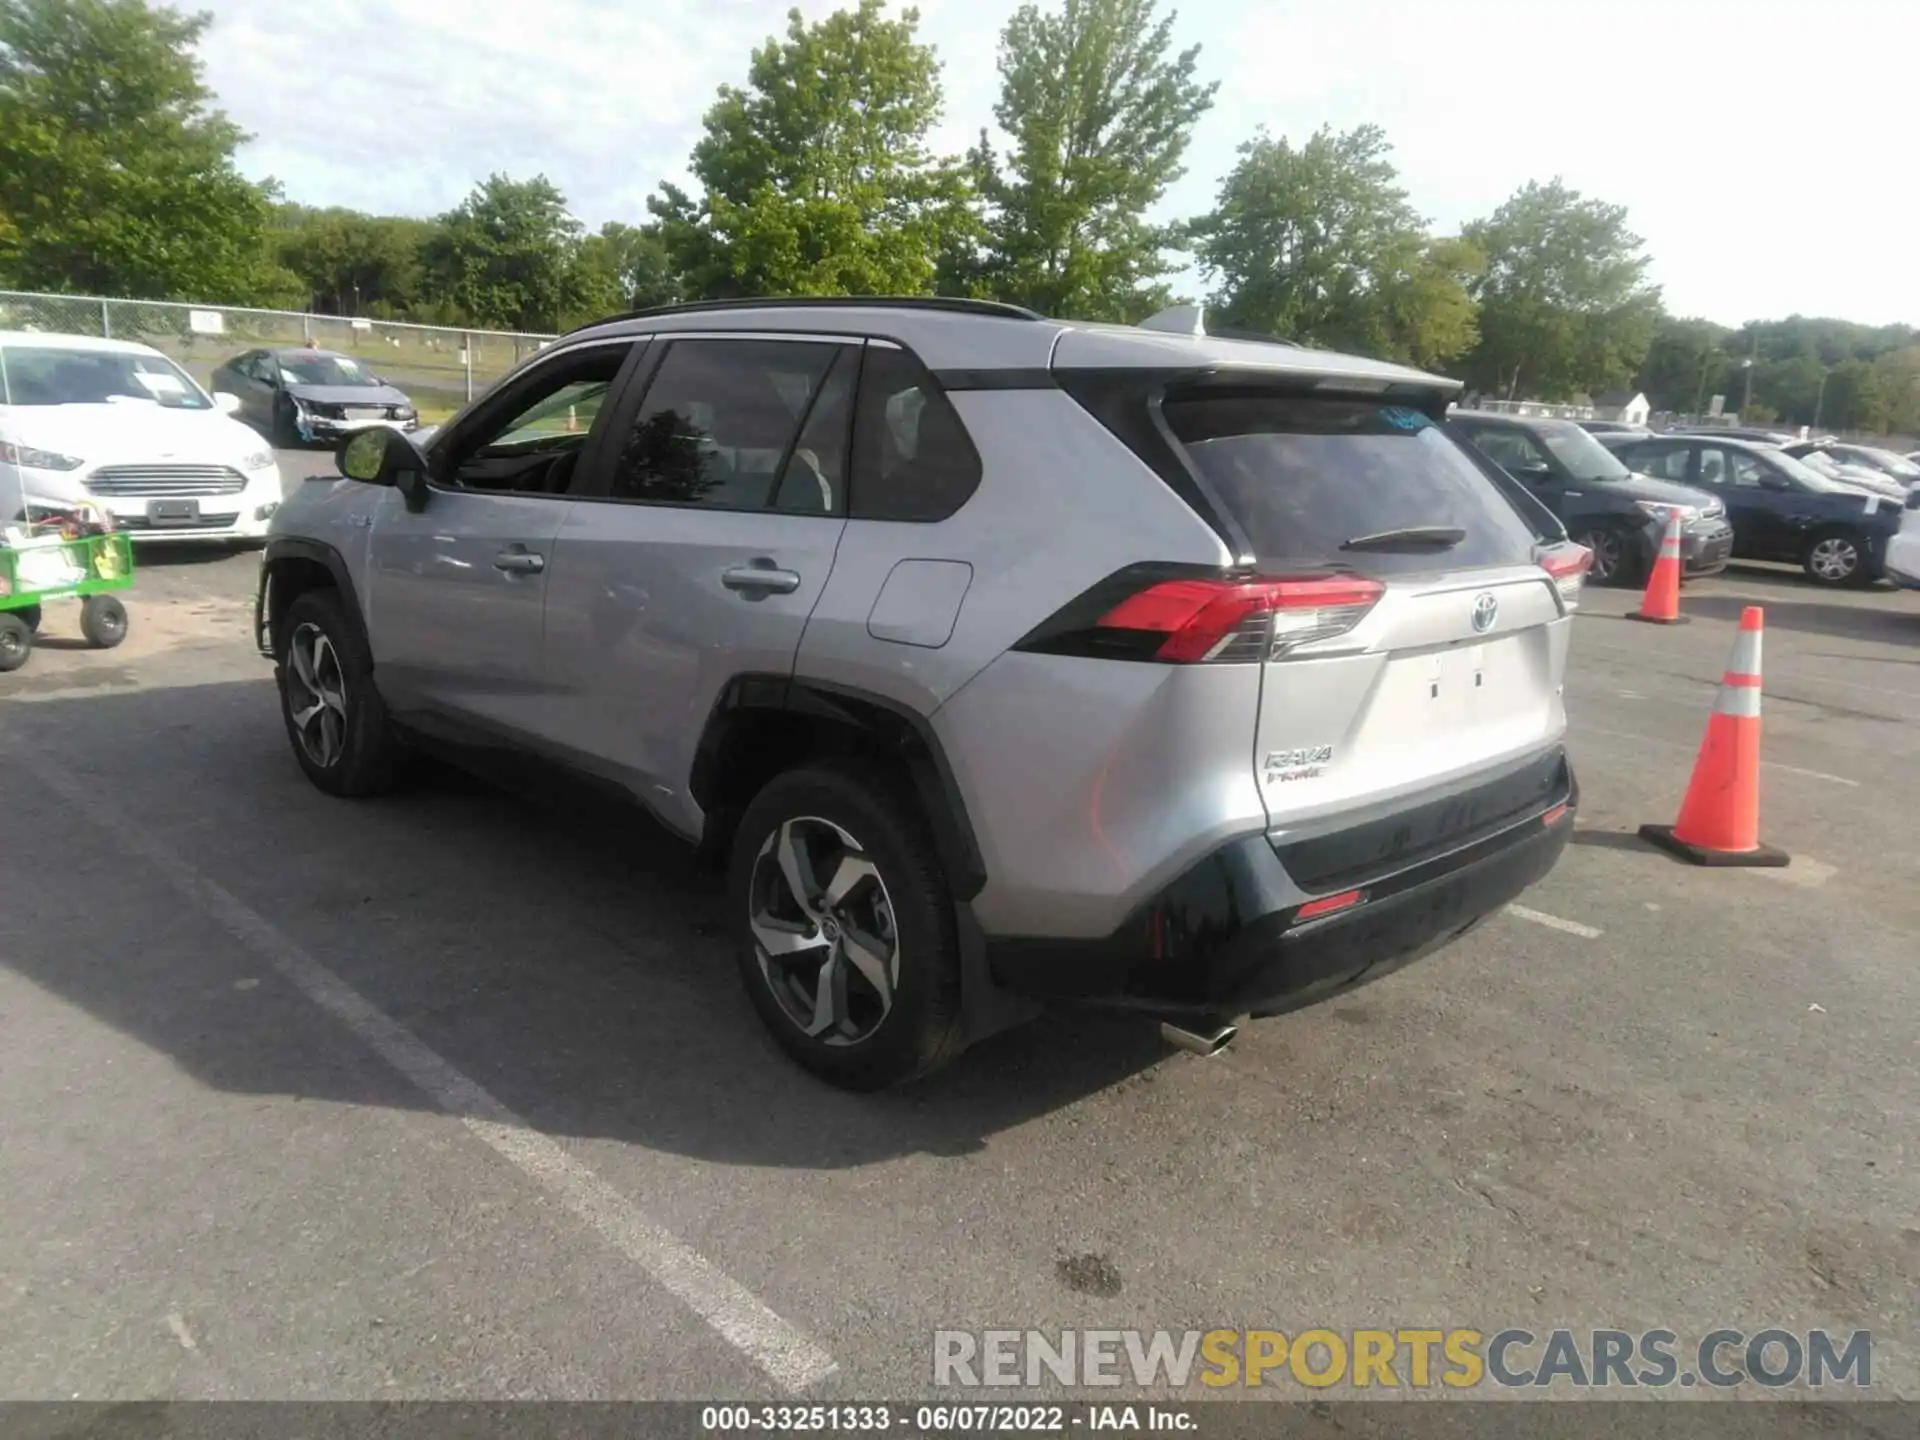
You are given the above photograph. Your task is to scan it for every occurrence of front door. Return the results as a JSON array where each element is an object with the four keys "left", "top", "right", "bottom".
[
  {"left": 364, "top": 338, "right": 643, "bottom": 737},
  {"left": 240, "top": 355, "right": 279, "bottom": 428},
  {"left": 541, "top": 334, "right": 859, "bottom": 833}
]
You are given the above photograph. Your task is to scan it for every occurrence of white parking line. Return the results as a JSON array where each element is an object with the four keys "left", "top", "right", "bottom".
[
  {"left": 1762, "top": 762, "right": 1860, "bottom": 788},
  {"left": 1505, "top": 904, "right": 1603, "bottom": 939},
  {"left": 22, "top": 763, "right": 839, "bottom": 1395}
]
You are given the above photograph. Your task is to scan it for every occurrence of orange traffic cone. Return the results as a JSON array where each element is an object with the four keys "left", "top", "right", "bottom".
[
  {"left": 1639, "top": 606, "right": 1789, "bottom": 868},
  {"left": 1628, "top": 512, "right": 1686, "bottom": 624}
]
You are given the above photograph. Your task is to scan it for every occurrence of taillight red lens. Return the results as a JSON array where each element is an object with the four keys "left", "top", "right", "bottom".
[
  {"left": 1095, "top": 575, "right": 1385, "bottom": 663},
  {"left": 1537, "top": 543, "right": 1593, "bottom": 609}
]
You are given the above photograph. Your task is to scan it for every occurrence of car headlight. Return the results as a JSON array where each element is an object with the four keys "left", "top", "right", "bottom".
[
  {"left": 1635, "top": 500, "right": 1700, "bottom": 523},
  {"left": 242, "top": 449, "right": 277, "bottom": 472},
  {"left": 393, "top": 405, "right": 417, "bottom": 421},
  {"left": 0, "top": 440, "right": 84, "bottom": 470}
]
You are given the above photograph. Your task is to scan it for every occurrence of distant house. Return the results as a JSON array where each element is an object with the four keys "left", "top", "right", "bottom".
[{"left": 1594, "top": 390, "right": 1651, "bottom": 426}]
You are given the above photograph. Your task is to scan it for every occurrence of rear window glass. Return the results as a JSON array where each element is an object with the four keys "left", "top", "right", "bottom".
[{"left": 1163, "top": 395, "right": 1540, "bottom": 573}]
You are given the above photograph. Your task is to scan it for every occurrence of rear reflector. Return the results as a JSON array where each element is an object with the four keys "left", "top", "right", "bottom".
[
  {"left": 1541, "top": 802, "right": 1570, "bottom": 827},
  {"left": 1093, "top": 574, "right": 1386, "bottom": 663},
  {"left": 1537, "top": 542, "right": 1594, "bottom": 610},
  {"left": 1294, "top": 888, "right": 1366, "bottom": 922}
]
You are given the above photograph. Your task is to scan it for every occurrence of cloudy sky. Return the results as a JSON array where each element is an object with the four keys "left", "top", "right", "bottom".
[{"left": 195, "top": 0, "right": 1916, "bottom": 327}]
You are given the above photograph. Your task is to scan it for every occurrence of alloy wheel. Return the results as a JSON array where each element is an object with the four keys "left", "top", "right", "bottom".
[
  {"left": 1808, "top": 537, "right": 1859, "bottom": 583},
  {"left": 748, "top": 816, "right": 900, "bottom": 1047},
  {"left": 286, "top": 622, "right": 349, "bottom": 767},
  {"left": 1580, "top": 529, "right": 1623, "bottom": 583}
]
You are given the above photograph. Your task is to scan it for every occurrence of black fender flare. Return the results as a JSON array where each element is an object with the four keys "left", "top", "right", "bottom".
[
  {"left": 259, "top": 536, "right": 370, "bottom": 659},
  {"left": 690, "top": 674, "right": 987, "bottom": 902}
]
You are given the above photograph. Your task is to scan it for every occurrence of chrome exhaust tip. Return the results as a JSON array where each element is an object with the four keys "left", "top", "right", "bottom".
[{"left": 1160, "top": 1019, "right": 1242, "bottom": 1057}]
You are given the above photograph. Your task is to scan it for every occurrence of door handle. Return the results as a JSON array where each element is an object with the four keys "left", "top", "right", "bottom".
[
  {"left": 493, "top": 547, "right": 546, "bottom": 575},
  {"left": 721, "top": 561, "right": 801, "bottom": 595}
]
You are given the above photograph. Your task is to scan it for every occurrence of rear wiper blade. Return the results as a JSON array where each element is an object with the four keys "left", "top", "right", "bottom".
[{"left": 1339, "top": 525, "right": 1467, "bottom": 552}]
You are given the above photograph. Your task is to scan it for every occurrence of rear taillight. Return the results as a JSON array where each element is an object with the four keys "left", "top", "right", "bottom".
[
  {"left": 1537, "top": 543, "right": 1593, "bottom": 610},
  {"left": 1085, "top": 574, "right": 1385, "bottom": 663}
]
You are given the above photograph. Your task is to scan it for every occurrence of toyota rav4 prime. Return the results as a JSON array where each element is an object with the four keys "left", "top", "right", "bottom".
[{"left": 254, "top": 298, "right": 1588, "bottom": 1089}]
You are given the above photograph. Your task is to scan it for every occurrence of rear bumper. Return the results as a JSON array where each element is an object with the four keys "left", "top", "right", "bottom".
[{"left": 988, "top": 756, "right": 1577, "bottom": 1020}]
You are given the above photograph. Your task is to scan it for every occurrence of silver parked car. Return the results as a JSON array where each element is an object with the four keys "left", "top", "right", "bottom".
[{"left": 254, "top": 298, "right": 1587, "bottom": 1088}]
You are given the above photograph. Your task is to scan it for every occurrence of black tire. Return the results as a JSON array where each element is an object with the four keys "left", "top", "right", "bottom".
[
  {"left": 276, "top": 588, "right": 404, "bottom": 797},
  {"left": 79, "top": 594, "right": 128, "bottom": 649},
  {"left": 0, "top": 613, "right": 31, "bottom": 672},
  {"left": 1575, "top": 523, "right": 1646, "bottom": 587},
  {"left": 15, "top": 604, "right": 41, "bottom": 633},
  {"left": 1803, "top": 528, "right": 1867, "bottom": 587},
  {"left": 728, "top": 762, "right": 964, "bottom": 1090}
]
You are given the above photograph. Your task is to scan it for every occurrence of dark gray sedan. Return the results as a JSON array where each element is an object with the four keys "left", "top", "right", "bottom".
[{"left": 210, "top": 346, "right": 418, "bottom": 446}]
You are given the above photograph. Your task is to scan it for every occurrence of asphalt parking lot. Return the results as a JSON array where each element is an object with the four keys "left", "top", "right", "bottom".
[{"left": 2, "top": 453, "right": 1917, "bottom": 1404}]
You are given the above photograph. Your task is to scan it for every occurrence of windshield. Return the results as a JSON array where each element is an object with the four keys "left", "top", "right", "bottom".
[
  {"left": 278, "top": 353, "right": 379, "bottom": 387},
  {"left": 1773, "top": 451, "right": 1852, "bottom": 492},
  {"left": 1850, "top": 447, "right": 1920, "bottom": 480},
  {"left": 1536, "top": 420, "right": 1633, "bottom": 482},
  {"left": 0, "top": 345, "right": 211, "bottom": 410}
]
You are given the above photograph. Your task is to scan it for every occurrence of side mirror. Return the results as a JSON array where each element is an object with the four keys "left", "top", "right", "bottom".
[
  {"left": 213, "top": 391, "right": 242, "bottom": 416},
  {"left": 1513, "top": 461, "right": 1553, "bottom": 481},
  {"left": 337, "top": 427, "right": 431, "bottom": 512}
]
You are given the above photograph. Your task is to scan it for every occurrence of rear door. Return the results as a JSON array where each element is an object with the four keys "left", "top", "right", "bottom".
[
  {"left": 1160, "top": 392, "right": 1575, "bottom": 827},
  {"left": 540, "top": 334, "right": 856, "bottom": 828}
]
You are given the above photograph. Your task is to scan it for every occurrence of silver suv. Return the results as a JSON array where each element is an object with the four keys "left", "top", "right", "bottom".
[{"left": 255, "top": 298, "right": 1587, "bottom": 1089}]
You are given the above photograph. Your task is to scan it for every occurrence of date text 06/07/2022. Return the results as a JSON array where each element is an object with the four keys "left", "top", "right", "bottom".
[{"left": 699, "top": 1404, "right": 1194, "bottom": 1433}]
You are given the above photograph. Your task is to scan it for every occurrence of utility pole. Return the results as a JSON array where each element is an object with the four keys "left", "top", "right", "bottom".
[
  {"left": 1741, "top": 328, "right": 1757, "bottom": 415},
  {"left": 1814, "top": 368, "right": 1831, "bottom": 432}
]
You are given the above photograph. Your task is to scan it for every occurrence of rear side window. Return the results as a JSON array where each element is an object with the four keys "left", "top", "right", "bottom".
[
  {"left": 849, "top": 345, "right": 982, "bottom": 522},
  {"left": 1162, "top": 395, "right": 1541, "bottom": 574},
  {"left": 608, "top": 338, "right": 845, "bottom": 510}
]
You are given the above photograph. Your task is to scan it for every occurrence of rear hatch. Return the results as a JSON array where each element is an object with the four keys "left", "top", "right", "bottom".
[{"left": 1108, "top": 378, "right": 1588, "bottom": 831}]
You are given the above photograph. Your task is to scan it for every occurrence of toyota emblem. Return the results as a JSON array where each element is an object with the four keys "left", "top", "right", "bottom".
[{"left": 1470, "top": 592, "right": 1498, "bottom": 633}]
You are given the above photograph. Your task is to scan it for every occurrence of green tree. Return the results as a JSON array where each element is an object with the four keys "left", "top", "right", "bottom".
[
  {"left": 422, "top": 174, "right": 591, "bottom": 331},
  {"left": 1461, "top": 179, "right": 1661, "bottom": 401},
  {"left": 0, "top": 0, "right": 284, "bottom": 301},
  {"left": 650, "top": 1, "right": 971, "bottom": 299},
  {"left": 1188, "top": 124, "right": 1475, "bottom": 366},
  {"left": 274, "top": 206, "right": 433, "bottom": 316},
  {"left": 1637, "top": 315, "right": 1732, "bottom": 415},
  {"left": 574, "top": 221, "right": 683, "bottom": 312},
  {"left": 1377, "top": 236, "right": 1484, "bottom": 371},
  {"left": 967, "top": 0, "right": 1214, "bottom": 320},
  {"left": 1817, "top": 358, "right": 1884, "bottom": 434}
]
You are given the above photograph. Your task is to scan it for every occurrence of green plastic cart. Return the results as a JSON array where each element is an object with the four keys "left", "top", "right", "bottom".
[{"left": 0, "top": 530, "right": 134, "bottom": 672}]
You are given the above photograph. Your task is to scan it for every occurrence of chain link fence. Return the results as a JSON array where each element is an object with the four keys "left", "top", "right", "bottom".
[{"left": 0, "top": 290, "right": 556, "bottom": 421}]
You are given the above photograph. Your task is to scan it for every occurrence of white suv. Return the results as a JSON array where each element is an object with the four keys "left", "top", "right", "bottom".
[{"left": 1, "top": 332, "right": 283, "bottom": 542}]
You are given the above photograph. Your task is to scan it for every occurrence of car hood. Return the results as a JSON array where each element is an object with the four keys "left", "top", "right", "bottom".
[
  {"left": 1831, "top": 468, "right": 1907, "bottom": 500},
  {"left": 284, "top": 383, "right": 412, "bottom": 407},
  {"left": 1592, "top": 472, "right": 1723, "bottom": 511},
  {"left": 0, "top": 401, "right": 267, "bottom": 467}
]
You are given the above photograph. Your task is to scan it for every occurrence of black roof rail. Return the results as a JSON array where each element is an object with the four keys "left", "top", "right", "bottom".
[{"left": 566, "top": 295, "right": 1047, "bottom": 335}]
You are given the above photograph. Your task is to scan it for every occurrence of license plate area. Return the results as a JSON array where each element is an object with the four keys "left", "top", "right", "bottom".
[{"left": 149, "top": 499, "right": 201, "bottom": 526}]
